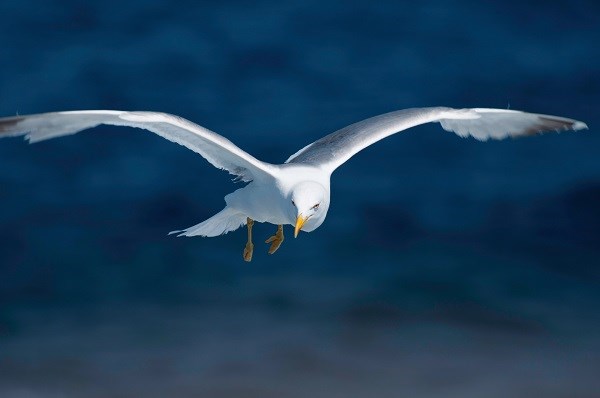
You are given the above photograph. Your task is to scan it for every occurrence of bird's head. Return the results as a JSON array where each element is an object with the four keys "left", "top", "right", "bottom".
[{"left": 289, "top": 181, "right": 329, "bottom": 237}]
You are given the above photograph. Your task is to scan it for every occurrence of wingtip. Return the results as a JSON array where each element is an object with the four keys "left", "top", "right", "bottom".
[
  {"left": 573, "top": 121, "right": 588, "bottom": 131},
  {"left": 168, "top": 230, "right": 192, "bottom": 237},
  {"left": 0, "top": 115, "right": 25, "bottom": 134}
]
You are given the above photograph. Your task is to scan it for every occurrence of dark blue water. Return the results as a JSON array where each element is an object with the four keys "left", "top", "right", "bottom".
[{"left": 1, "top": 1, "right": 599, "bottom": 396}]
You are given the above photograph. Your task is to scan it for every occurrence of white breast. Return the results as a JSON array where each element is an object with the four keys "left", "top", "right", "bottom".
[{"left": 224, "top": 182, "right": 291, "bottom": 225}]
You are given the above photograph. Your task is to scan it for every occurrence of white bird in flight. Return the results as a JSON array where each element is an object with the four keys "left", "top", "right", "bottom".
[{"left": 0, "top": 107, "right": 588, "bottom": 261}]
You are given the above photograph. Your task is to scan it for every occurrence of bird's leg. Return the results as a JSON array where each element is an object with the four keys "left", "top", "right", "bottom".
[
  {"left": 265, "top": 225, "right": 285, "bottom": 255},
  {"left": 243, "top": 218, "right": 254, "bottom": 262}
]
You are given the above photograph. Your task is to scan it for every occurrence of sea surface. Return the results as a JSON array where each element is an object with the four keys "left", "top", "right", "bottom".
[{"left": 0, "top": 0, "right": 599, "bottom": 397}]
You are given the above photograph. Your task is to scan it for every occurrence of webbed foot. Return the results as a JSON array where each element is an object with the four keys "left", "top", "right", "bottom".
[
  {"left": 243, "top": 218, "right": 254, "bottom": 262},
  {"left": 265, "top": 225, "right": 284, "bottom": 255},
  {"left": 243, "top": 242, "right": 254, "bottom": 262}
]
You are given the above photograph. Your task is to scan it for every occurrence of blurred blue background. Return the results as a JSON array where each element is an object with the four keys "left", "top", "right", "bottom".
[{"left": 0, "top": 0, "right": 599, "bottom": 396}]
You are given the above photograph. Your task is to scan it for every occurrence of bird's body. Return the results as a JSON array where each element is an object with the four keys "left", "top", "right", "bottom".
[
  {"left": 224, "top": 164, "right": 329, "bottom": 229},
  {"left": 181, "top": 164, "right": 330, "bottom": 239},
  {"left": 0, "top": 106, "right": 588, "bottom": 260}
]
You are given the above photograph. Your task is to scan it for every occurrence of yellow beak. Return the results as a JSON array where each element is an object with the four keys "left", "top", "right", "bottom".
[{"left": 294, "top": 215, "right": 307, "bottom": 238}]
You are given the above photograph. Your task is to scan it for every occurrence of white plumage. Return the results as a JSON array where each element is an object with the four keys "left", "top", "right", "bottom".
[{"left": 0, "top": 106, "right": 587, "bottom": 259}]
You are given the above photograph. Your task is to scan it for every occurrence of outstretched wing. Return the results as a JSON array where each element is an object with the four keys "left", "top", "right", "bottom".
[
  {"left": 0, "top": 110, "right": 276, "bottom": 182},
  {"left": 286, "top": 107, "right": 588, "bottom": 173}
]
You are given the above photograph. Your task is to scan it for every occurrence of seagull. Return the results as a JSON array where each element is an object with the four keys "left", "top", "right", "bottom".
[{"left": 0, "top": 107, "right": 588, "bottom": 261}]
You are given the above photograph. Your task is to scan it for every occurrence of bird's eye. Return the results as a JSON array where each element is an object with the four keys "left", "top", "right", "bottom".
[
  {"left": 292, "top": 200, "right": 296, "bottom": 206},
  {"left": 312, "top": 203, "right": 320, "bottom": 210}
]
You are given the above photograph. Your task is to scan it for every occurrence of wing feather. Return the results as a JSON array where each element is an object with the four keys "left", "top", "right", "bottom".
[
  {"left": 0, "top": 110, "right": 276, "bottom": 182},
  {"left": 286, "top": 107, "right": 587, "bottom": 173}
]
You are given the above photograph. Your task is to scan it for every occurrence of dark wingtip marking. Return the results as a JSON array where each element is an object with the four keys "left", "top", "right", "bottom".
[
  {"left": 523, "top": 116, "right": 583, "bottom": 136},
  {"left": 538, "top": 116, "right": 578, "bottom": 130},
  {"left": 0, "top": 116, "right": 25, "bottom": 133}
]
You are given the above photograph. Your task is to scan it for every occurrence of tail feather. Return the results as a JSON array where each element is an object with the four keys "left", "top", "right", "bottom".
[{"left": 170, "top": 207, "right": 246, "bottom": 237}]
